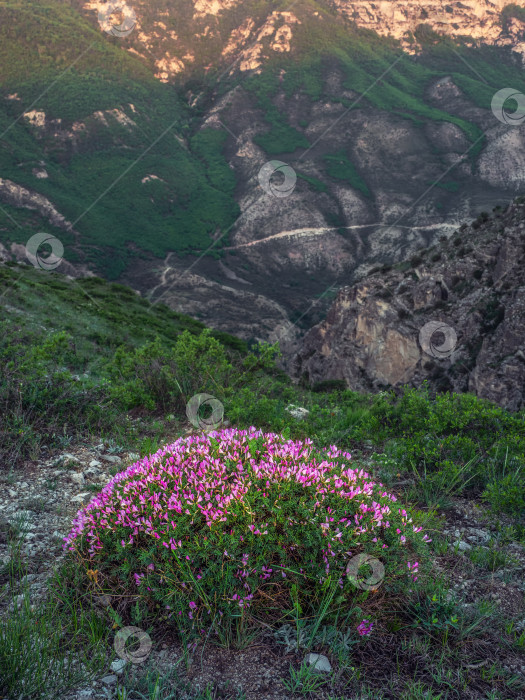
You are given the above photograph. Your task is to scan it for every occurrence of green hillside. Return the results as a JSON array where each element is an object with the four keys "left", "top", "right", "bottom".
[
  {"left": 0, "top": 1, "right": 239, "bottom": 278},
  {"left": 1, "top": 1, "right": 525, "bottom": 282}
]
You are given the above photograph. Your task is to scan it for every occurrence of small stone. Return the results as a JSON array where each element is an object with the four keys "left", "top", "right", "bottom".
[
  {"left": 95, "top": 594, "right": 112, "bottom": 607},
  {"left": 89, "top": 460, "right": 102, "bottom": 468},
  {"left": 71, "top": 492, "right": 91, "bottom": 504},
  {"left": 127, "top": 453, "right": 140, "bottom": 461},
  {"left": 102, "top": 455, "right": 122, "bottom": 464},
  {"left": 305, "top": 653, "right": 331, "bottom": 673},
  {"left": 451, "top": 540, "right": 471, "bottom": 552},
  {"left": 100, "top": 674, "right": 118, "bottom": 686},
  {"left": 8, "top": 489, "right": 17, "bottom": 498},
  {"left": 110, "top": 659, "right": 127, "bottom": 674},
  {"left": 70, "top": 472, "right": 85, "bottom": 485}
]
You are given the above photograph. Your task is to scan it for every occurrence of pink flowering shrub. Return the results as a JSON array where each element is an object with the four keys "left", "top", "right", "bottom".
[{"left": 64, "top": 428, "right": 431, "bottom": 632}]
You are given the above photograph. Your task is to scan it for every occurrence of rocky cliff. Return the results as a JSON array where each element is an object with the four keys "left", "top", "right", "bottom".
[
  {"left": 78, "top": 0, "right": 525, "bottom": 81},
  {"left": 334, "top": 0, "right": 525, "bottom": 56},
  {"left": 293, "top": 198, "right": 525, "bottom": 410}
]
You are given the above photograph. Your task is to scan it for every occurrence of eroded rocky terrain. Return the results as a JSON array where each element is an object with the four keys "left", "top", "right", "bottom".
[{"left": 294, "top": 198, "right": 525, "bottom": 409}]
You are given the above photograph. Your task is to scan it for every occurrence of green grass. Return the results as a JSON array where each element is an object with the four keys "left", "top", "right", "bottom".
[{"left": 323, "top": 150, "right": 370, "bottom": 197}]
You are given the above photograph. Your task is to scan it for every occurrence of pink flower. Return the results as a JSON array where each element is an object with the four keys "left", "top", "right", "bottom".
[{"left": 357, "top": 619, "right": 374, "bottom": 636}]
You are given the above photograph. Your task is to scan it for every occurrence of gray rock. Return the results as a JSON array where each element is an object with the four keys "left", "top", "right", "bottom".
[
  {"left": 71, "top": 492, "right": 91, "bottom": 504},
  {"left": 110, "top": 659, "right": 127, "bottom": 674},
  {"left": 466, "top": 528, "right": 491, "bottom": 544},
  {"left": 95, "top": 594, "right": 112, "bottom": 607},
  {"left": 305, "top": 653, "right": 331, "bottom": 673},
  {"left": 102, "top": 455, "right": 122, "bottom": 464},
  {"left": 452, "top": 540, "right": 472, "bottom": 552},
  {"left": 7, "top": 489, "right": 17, "bottom": 498},
  {"left": 89, "top": 460, "right": 102, "bottom": 468},
  {"left": 100, "top": 674, "right": 118, "bottom": 685},
  {"left": 69, "top": 472, "right": 85, "bottom": 485}
]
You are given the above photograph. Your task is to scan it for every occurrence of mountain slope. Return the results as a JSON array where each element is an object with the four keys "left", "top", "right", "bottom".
[
  {"left": 293, "top": 197, "right": 525, "bottom": 410},
  {"left": 1, "top": 0, "right": 525, "bottom": 349}
]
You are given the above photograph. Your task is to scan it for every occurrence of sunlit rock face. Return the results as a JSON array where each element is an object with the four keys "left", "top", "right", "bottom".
[
  {"left": 78, "top": 1, "right": 525, "bottom": 81},
  {"left": 334, "top": 0, "right": 525, "bottom": 56}
]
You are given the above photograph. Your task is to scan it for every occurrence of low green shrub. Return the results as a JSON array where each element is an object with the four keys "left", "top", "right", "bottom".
[
  {"left": 0, "top": 327, "right": 113, "bottom": 464},
  {"left": 482, "top": 472, "right": 525, "bottom": 517},
  {"left": 105, "top": 330, "right": 234, "bottom": 412}
]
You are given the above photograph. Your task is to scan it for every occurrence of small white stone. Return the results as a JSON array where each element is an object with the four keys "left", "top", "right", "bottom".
[
  {"left": 8, "top": 489, "right": 17, "bottom": 498},
  {"left": 110, "top": 658, "right": 127, "bottom": 674},
  {"left": 305, "top": 653, "right": 331, "bottom": 673},
  {"left": 100, "top": 674, "right": 118, "bottom": 685},
  {"left": 70, "top": 472, "right": 85, "bottom": 485},
  {"left": 89, "top": 460, "right": 102, "bottom": 468},
  {"left": 71, "top": 492, "right": 91, "bottom": 504}
]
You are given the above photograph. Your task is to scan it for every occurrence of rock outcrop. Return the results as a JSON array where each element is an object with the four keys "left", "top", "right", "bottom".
[
  {"left": 75, "top": 0, "right": 525, "bottom": 82},
  {"left": 334, "top": 0, "right": 525, "bottom": 57},
  {"left": 293, "top": 198, "right": 525, "bottom": 410}
]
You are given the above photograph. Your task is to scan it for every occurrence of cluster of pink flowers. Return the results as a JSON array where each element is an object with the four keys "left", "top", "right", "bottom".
[
  {"left": 63, "top": 428, "right": 430, "bottom": 615},
  {"left": 357, "top": 619, "right": 374, "bottom": 636},
  {"left": 407, "top": 560, "right": 419, "bottom": 582}
]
